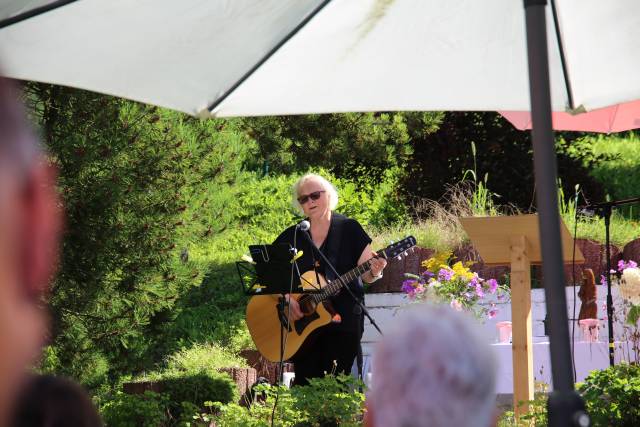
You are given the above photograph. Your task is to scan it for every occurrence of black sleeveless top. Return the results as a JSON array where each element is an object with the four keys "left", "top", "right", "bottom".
[{"left": 273, "top": 213, "right": 371, "bottom": 333}]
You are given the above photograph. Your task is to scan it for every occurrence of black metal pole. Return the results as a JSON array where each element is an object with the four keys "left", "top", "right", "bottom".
[
  {"left": 582, "top": 196, "right": 640, "bottom": 366},
  {"left": 0, "top": 0, "right": 78, "bottom": 29},
  {"left": 603, "top": 207, "right": 616, "bottom": 367},
  {"left": 523, "top": 1, "right": 589, "bottom": 426}
]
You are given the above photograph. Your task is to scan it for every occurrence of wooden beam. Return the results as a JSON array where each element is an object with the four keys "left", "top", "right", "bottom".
[{"left": 510, "top": 235, "right": 534, "bottom": 417}]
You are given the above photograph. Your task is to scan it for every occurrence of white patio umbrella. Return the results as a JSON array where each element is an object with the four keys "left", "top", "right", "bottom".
[
  {"left": 0, "top": 0, "right": 638, "bottom": 118},
  {"left": 1, "top": 1, "right": 638, "bottom": 424}
]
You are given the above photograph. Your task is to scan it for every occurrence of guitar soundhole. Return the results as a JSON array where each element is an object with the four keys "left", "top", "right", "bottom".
[{"left": 298, "top": 297, "right": 317, "bottom": 315}]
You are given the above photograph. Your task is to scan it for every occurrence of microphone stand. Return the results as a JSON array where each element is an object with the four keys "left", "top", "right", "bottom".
[
  {"left": 297, "top": 228, "right": 383, "bottom": 336},
  {"left": 582, "top": 196, "right": 640, "bottom": 367}
]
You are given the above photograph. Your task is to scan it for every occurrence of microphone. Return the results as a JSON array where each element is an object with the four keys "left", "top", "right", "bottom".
[{"left": 297, "top": 220, "right": 311, "bottom": 231}]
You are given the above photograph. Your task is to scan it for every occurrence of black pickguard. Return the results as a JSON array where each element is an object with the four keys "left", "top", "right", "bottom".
[{"left": 294, "top": 311, "right": 320, "bottom": 335}]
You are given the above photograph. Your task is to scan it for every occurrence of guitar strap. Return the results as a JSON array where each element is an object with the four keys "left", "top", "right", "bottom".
[{"left": 322, "top": 213, "right": 344, "bottom": 283}]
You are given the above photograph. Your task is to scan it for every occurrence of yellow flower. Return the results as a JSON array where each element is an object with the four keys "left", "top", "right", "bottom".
[
  {"left": 422, "top": 251, "right": 452, "bottom": 273},
  {"left": 451, "top": 261, "right": 475, "bottom": 281}
]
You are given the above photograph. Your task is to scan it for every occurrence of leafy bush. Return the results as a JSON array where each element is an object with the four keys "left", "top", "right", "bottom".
[
  {"left": 164, "top": 343, "right": 247, "bottom": 373},
  {"left": 240, "top": 112, "right": 416, "bottom": 185},
  {"left": 24, "top": 83, "right": 257, "bottom": 378},
  {"left": 200, "top": 374, "right": 365, "bottom": 427},
  {"left": 100, "top": 391, "right": 169, "bottom": 427},
  {"left": 402, "top": 111, "right": 606, "bottom": 211},
  {"left": 577, "top": 132, "right": 640, "bottom": 218},
  {"left": 578, "top": 362, "right": 640, "bottom": 426},
  {"left": 161, "top": 372, "right": 237, "bottom": 417}
]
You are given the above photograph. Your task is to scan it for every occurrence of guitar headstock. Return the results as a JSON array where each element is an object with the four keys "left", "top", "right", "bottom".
[{"left": 380, "top": 236, "right": 417, "bottom": 260}]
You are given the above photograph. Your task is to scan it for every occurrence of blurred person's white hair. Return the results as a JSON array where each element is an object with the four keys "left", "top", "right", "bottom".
[
  {"left": 368, "top": 304, "right": 497, "bottom": 427},
  {"left": 292, "top": 173, "right": 339, "bottom": 216}
]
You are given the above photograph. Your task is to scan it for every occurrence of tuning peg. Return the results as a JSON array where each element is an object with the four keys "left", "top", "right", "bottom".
[
  {"left": 403, "top": 251, "right": 408, "bottom": 257},
  {"left": 396, "top": 255, "right": 402, "bottom": 261}
]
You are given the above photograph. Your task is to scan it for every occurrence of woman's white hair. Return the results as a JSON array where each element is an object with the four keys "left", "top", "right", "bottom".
[
  {"left": 368, "top": 304, "right": 497, "bottom": 427},
  {"left": 292, "top": 173, "right": 339, "bottom": 216}
]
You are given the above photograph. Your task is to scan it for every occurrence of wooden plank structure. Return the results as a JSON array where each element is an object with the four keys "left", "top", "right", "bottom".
[{"left": 460, "top": 214, "right": 584, "bottom": 417}]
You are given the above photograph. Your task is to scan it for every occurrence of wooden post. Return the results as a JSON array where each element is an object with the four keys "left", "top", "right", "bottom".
[{"left": 510, "top": 235, "right": 534, "bottom": 417}]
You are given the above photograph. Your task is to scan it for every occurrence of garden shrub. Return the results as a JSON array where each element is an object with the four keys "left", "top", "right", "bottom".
[
  {"left": 100, "top": 391, "right": 169, "bottom": 427},
  {"left": 578, "top": 362, "right": 640, "bottom": 426},
  {"left": 161, "top": 371, "right": 237, "bottom": 418},
  {"left": 204, "top": 374, "right": 365, "bottom": 427}
]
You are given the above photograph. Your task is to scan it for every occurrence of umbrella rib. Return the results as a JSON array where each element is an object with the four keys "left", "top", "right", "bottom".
[
  {"left": 549, "top": 0, "right": 575, "bottom": 111},
  {"left": 206, "top": 0, "right": 333, "bottom": 115},
  {"left": 0, "top": 0, "right": 78, "bottom": 29}
]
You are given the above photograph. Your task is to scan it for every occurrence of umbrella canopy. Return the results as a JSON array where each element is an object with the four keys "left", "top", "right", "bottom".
[
  {"left": 0, "top": 0, "right": 639, "bottom": 118},
  {"left": 501, "top": 99, "right": 640, "bottom": 133}
]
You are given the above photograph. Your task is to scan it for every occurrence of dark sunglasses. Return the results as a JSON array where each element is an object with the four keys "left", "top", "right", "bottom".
[{"left": 297, "top": 190, "right": 325, "bottom": 205}]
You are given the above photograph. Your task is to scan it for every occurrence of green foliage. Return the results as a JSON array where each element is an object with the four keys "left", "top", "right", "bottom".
[
  {"left": 161, "top": 372, "right": 237, "bottom": 417},
  {"left": 402, "top": 112, "right": 605, "bottom": 211},
  {"left": 559, "top": 183, "right": 640, "bottom": 246},
  {"left": 24, "top": 83, "right": 255, "bottom": 380},
  {"left": 164, "top": 343, "right": 248, "bottom": 374},
  {"left": 498, "top": 382, "right": 549, "bottom": 427},
  {"left": 202, "top": 374, "right": 365, "bottom": 427},
  {"left": 580, "top": 132, "right": 640, "bottom": 218},
  {"left": 578, "top": 362, "right": 640, "bottom": 426},
  {"left": 241, "top": 113, "right": 415, "bottom": 184},
  {"left": 100, "top": 391, "right": 170, "bottom": 427},
  {"left": 291, "top": 374, "right": 366, "bottom": 426}
]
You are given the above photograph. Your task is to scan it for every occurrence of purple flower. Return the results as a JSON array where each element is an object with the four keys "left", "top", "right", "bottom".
[
  {"left": 438, "top": 268, "right": 454, "bottom": 282},
  {"left": 464, "top": 292, "right": 474, "bottom": 300},
  {"left": 486, "top": 279, "right": 498, "bottom": 294},
  {"left": 600, "top": 275, "right": 607, "bottom": 286},
  {"left": 475, "top": 282, "right": 484, "bottom": 298},
  {"left": 422, "top": 271, "right": 435, "bottom": 278},
  {"left": 401, "top": 280, "right": 417, "bottom": 294},
  {"left": 618, "top": 259, "right": 638, "bottom": 272},
  {"left": 487, "top": 309, "right": 498, "bottom": 319}
]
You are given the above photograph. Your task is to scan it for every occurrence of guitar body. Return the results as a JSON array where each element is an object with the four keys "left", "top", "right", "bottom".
[{"left": 246, "top": 270, "right": 333, "bottom": 362}]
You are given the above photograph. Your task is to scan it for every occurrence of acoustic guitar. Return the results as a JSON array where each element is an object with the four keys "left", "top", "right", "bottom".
[{"left": 245, "top": 236, "right": 416, "bottom": 362}]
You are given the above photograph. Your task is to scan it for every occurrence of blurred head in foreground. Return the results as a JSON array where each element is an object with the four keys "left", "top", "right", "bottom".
[
  {"left": 0, "top": 77, "right": 62, "bottom": 426},
  {"left": 11, "top": 375, "right": 102, "bottom": 427},
  {"left": 366, "top": 305, "right": 497, "bottom": 427}
]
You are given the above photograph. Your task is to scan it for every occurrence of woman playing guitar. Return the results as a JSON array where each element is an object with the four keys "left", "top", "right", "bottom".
[{"left": 273, "top": 173, "right": 387, "bottom": 386}]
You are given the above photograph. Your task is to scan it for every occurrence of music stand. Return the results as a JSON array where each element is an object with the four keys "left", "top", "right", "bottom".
[{"left": 237, "top": 243, "right": 304, "bottom": 295}]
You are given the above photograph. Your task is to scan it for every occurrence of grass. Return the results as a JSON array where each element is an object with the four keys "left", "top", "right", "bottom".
[
  {"left": 559, "top": 180, "right": 640, "bottom": 247},
  {"left": 584, "top": 132, "right": 640, "bottom": 219}
]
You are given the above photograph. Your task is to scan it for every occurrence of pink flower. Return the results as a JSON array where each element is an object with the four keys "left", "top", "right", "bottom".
[
  {"left": 487, "top": 309, "right": 498, "bottom": 319},
  {"left": 450, "top": 299, "right": 463, "bottom": 311}
]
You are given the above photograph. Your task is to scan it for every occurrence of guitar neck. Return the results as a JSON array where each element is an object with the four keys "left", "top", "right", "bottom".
[{"left": 310, "top": 256, "right": 381, "bottom": 303}]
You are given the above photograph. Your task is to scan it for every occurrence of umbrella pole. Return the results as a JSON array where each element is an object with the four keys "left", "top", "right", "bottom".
[{"left": 522, "top": 1, "right": 589, "bottom": 426}]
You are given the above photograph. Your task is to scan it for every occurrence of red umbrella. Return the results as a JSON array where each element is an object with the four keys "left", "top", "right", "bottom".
[{"left": 500, "top": 99, "right": 640, "bottom": 133}]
